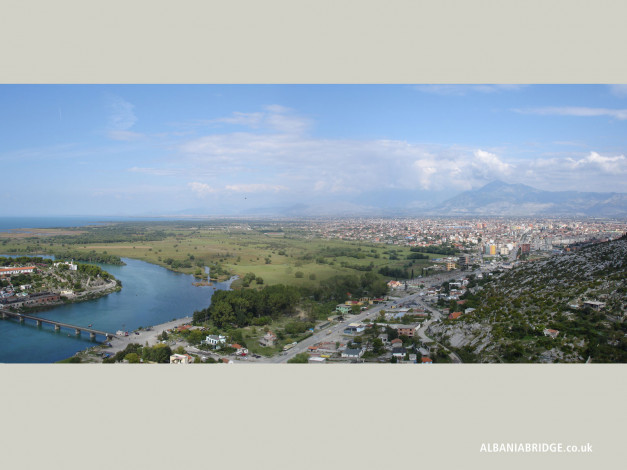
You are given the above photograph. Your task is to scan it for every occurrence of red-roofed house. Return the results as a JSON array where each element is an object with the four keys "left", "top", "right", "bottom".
[
  {"left": 259, "top": 330, "right": 277, "bottom": 347},
  {"left": 543, "top": 329, "right": 560, "bottom": 339},
  {"left": 0, "top": 266, "right": 36, "bottom": 276},
  {"left": 231, "top": 344, "right": 248, "bottom": 356},
  {"left": 169, "top": 353, "right": 192, "bottom": 364},
  {"left": 421, "top": 357, "right": 433, "bottom": 364},
  {"left": 448, "top": 311, "right": 463, "bottom": 320}
]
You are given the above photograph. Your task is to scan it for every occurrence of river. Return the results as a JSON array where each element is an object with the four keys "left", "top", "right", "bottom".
[{"left": 0, "top": 257, "right": 233, "bottom": 363}]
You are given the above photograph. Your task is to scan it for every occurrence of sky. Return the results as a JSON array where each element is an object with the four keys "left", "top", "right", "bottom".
[{"left": 1, "top": 84, "right": 626, "bottom": 216}]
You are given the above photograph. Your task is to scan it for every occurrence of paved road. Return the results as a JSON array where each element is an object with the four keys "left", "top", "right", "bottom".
[
  {"left": 207, "top": 270, "right": 488, "bottom": 364},
  {"left": 258, "top": 289, "right": 447, "bottom": 364},
  {"left": 413, "top": 297, "right": 463, "bottom": 363}
]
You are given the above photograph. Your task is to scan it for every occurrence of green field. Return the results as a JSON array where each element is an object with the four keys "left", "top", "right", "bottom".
[{"left": 0, "top": 221, "right": 447, "bottom": 287}]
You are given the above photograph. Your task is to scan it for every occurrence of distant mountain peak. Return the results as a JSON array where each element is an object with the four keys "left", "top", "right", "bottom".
[{"left": 430, "top": 180, "right": 627, "bottom": 216}]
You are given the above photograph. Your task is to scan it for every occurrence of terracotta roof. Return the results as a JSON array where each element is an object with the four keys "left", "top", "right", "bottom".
[
  {"left": 421, "top": 357, "right": 433, "bottom": 363},
  {"left": 0, "top": 266, "right": 36, "bottom": 272},
  {"left": 391, "top": 338, "right": 402, "bottom": 344},
  {"left": 231, "top": 343, "right": 243, "bottom": 349}
]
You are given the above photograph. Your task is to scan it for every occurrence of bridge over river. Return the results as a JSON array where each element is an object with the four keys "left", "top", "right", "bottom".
[{"left": 0, "top": 308, "right": 116, "bottom": 341}]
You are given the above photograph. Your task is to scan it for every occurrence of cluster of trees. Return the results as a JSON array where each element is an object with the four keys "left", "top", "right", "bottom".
[
  {"left": 192, "top": 284, "right": 301, "bottom": 328},
  {"left": 53, "top": 250, "right": 124, "bottom": 265},
  {"left": 103, "top": 343, "right": 173, "bottom": 363},
  {"left": 338, "top": 261, "right": 375, "bottom": 271},
  {"left": 76, "top": 263, "right": 113, "bottom": 280},
  {"left": 318, "top": 246, "right": 368, "bottom": 259},
  {"left": 0, "top": 256, "right": 53, "bottom": 266},
  {"left": 284, "top": 320, "right": 314, "bottom": 336},
  {"left": 378, "top": 266, "right": 410, "bottom": 279},
  {"left": 410, "top": 246, "right": 457, "bottom": 256},
  {"left": 287, "top": 352, "right": 310, "bottom": 363},
  {"left": 242, "top": 272, "right": 263, "bottom": 287},
  {"left": 309, "top": 272, "right": 388, "bottom": 303},
  {"left": 163, "top": 257, "right": 193, "bottom": 269},
  {"left": 407, "top": 252, "right": 429, "bottom": 260}
]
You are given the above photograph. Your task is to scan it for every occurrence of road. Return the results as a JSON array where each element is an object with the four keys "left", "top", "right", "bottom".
[
  {"left": 413, "top": 297, "right": 463, "bottom": 363},
  {"left": 252, "top": 285, "right": 464, "bottom": 364}
]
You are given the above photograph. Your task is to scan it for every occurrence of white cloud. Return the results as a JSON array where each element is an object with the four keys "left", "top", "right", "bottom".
[
  {"left": 176, "top": 128, "right": 522, "bottom": 193},
  {"left": 608, "top": 85, "right": 627, "bottom": 97},
  {"left": 568, "top": 151, "right": 627, "bottom": 173},
  {"left": 514, "top": 106, "right": 627, "bottom": 120},
  {"left": 214, "top": 111, "right": 264, "bottom": 128},
  {"left": 119, "top": 104, "right": 627, "bottom": 197},
  {"left": 473, "top": 149, "right": 513, "bottom": 175},
  {"left": 524, "top": 151, "right": 627, "bottom": 192},
  {"left": 210, "top": 105, "right": 311, "bottom": 134},
  {"left": 188, "top": 182, "right": 218, "bottom": 196},
  {"left": 107, "top": 96, "right": 137, "bottom": 130}
]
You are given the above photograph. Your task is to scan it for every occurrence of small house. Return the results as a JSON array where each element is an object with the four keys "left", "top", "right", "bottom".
[{"left": 341, "top": 348, "right": 363, "bottom": 359}]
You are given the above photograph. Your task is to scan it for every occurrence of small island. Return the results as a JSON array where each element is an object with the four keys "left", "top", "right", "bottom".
[{"left": 0, "top": 256, "right": 120, "bottom": 313}]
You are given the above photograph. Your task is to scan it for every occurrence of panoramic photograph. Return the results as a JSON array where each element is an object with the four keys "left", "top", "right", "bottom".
[{"left": 1, "top": 84, "right": 626, "bottom": 364}]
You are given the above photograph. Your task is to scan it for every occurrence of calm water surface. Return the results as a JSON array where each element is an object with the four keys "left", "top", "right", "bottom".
[{"left": 0, "top": 257, "right": 232, "bottom": 363}]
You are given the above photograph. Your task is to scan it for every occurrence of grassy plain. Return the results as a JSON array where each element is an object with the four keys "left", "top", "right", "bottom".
[{"left": 0, "top": 221, "right": 445, "bottom": 287}]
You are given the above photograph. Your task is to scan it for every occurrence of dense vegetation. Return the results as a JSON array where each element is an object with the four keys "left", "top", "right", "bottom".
[
  {"left": 103, "top": 343, "right": 173, "bottom": 363},
  {"left": 192, "top": 284, "right": 301, "bottom": 328},
  {"left": 0, "top": 256, "right": 53, "bottom": 266},
  {"left": 1, "top": 220, "right": 440, "bottom": 287},
  {"left": 192, "top": 271, "right": 388, "bottom": 330},
  {"left": 53, "top": 250, "right": 124, "bottom": 265},
  {"left": 410, "top": 245, "right": 458, "bottom": 256}
]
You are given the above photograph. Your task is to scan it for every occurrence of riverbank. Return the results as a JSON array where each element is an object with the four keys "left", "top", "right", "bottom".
[
  {"left": 3, "top": 279, "right": 121, "bottom": 315},
  {"left": 75, "top": 316, "right": 195, "bottom": 363}
]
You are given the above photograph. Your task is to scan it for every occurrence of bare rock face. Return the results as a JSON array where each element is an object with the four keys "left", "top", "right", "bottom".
[{"left": 430, "top": 236, "right": 627, "bottom": 363}]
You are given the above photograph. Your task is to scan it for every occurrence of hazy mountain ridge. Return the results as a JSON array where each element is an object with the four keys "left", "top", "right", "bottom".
[
  {"left": 429, "top": 180, "right": 627, "bottom": 216},
  {"left": 157, "top": 180, "right": 627, "bottom": 218}
]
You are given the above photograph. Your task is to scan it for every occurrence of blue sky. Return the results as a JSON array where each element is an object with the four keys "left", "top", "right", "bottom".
[{"left": 1, "top": 84, "right": 626, "bottom": 216}]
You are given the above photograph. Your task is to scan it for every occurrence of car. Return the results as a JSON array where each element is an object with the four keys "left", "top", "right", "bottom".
[{"left": 134, "top": 331, "right": 140, "bottom": 335}]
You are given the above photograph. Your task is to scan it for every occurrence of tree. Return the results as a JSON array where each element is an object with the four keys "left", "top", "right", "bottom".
[
  {"left": 125, "top": 353, "right": 140, "bottom": 363},
  {"left": 287, "top": 352, "right": 309, "bottom": 363}
]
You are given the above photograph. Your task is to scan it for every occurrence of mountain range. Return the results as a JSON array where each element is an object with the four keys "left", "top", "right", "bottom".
[
  {"left": 427, "top": 180, "right": 627, "bottom": 217},
  {"left": 169, "top": 180, "right": 627, "bottom": 218}
]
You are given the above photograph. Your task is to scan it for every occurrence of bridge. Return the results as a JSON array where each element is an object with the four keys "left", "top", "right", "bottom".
[{"left": 0, "top": 308, "right": 116, "bottom": 341}]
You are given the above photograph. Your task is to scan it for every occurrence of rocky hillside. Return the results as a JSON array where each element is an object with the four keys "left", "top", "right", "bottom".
[{"left": 429, "top": 235, "right": 627, "bottom": 363}]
